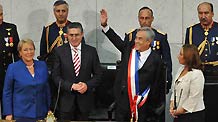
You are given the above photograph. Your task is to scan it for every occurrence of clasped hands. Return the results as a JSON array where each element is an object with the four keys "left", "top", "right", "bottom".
[
  {"left": 169, "top": 107, "right": 186, "bottom": 118},
  {"left": 71, "top": 82, "right": 87, "bottom": 94}
]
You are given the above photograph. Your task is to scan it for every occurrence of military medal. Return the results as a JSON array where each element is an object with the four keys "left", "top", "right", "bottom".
[
  {"left": 5, "top": 43, "right": 9, "bottom": 47},
  {"left": 157, "top": 46, "right": 160, "bottom": 49},
  {"left": 4, "top": 37, "right": 9, "bottom": 47},
  {"left": 204, "top": 31, "right": 208, "bottom": 36},
  {"left": 156, "top": 41, "right": 160, "bottom": 45},
  {"left": 216, "top": 41, "right": 218, "bottom": 45},
  {"left": 59, "top": 28, "right": 63, "bottom": 36},
  {"left": 64, "top": 33, "right": 68, "bottom": 43},
  {"left": 212, "top": 42, "right": 215, "bottom": 46},
  {"left": 9, "top": 37, "right": 14, "bottom": 47},
  {"left": 10, "top": 42, "right": 14, "bottom": 47}
]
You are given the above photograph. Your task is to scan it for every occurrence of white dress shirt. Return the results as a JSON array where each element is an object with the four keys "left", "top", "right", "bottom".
[
  {"left": 70, "top": 43, "right": 81, "bottom": 62},
  {"left": 138, "top": 48, "right": 151, "bottom": 69},
  {"left": 171, "top": 66, "right": 205, "bottom": 113}
]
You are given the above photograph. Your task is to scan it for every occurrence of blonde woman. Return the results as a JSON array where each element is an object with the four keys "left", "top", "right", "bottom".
[{"left": 3, "top": 39, "right": 50, "bottom": 121}]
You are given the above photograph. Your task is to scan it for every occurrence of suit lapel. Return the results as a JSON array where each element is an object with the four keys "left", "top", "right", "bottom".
[
  {"left": 80, "top": 43, "right": 88, "bottom": 74},
  {"left": 64, "top": 43, "right": 75, "bottom": 75},
  {"left": 140, "top": 51, "right": 154, "bottom": 70}
]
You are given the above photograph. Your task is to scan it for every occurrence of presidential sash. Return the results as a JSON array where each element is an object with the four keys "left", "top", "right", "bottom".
[{"left": 127, "top": 47, "right": 150, "bottom": 121}]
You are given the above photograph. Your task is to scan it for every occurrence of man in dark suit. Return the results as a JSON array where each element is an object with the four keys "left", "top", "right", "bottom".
[
  {"left": 100, "top": 7, "right": 172, "bottom": 93},
  {"left": 100, "top": 26, "right": 165, "bottom": 121},
  {"left": 51, "top": 22, "right": 102, "bottom": 121},
  {"left": 0, "top": 4, "right": 19, "bottom": 118},
  {"left": 100, "top": 7, "right": 169, "bottom": 122}
]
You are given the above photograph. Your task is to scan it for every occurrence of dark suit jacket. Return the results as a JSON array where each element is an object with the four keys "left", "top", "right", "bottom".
[
  {"left": 51, "top": 42, "right": 102, "bottom": 113},
  {"left": 103, "top": 27, "right": 172, "bottom": 92},
  {"left": 103, "top": 28, "right": 165, "bottom": 121}
]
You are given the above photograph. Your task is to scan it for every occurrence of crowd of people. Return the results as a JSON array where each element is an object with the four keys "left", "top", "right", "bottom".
[{"left": 0, "top": 0, "right": 217, "bottom": 122}]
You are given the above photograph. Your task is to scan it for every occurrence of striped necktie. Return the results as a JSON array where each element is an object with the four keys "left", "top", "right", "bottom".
[{"left": 73, "top": 47, "right": 80, "bottom": 76}]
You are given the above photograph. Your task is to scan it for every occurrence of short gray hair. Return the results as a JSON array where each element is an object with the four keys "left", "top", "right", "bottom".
[
  {"left": 17, "top": 38, "right": 35, "bottom": 52},
  {"left": 137, "top": 27, "right": 155, "bottom": 41},
  {"left": 0, "top": 4, "right": 3, "bottom": 12}
]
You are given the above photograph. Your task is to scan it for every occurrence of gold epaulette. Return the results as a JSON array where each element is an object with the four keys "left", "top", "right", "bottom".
[
  {"left": 188, "top": 24, "right": 197, "bottom": 45},
  {"left": 189, "top": 23, "right": 196, "bottom": 28},
  {"left": 127, "top": 29, "right": 135, "bottom": 41},
  {"left": 156, "top": 29, "right": 166, "bottom": 35},
  {"left": 127, "top": 29, "right": 135, "bottom": 34},
  {"left": 45, "top": 22, "right": 54, "bottom": 28}
]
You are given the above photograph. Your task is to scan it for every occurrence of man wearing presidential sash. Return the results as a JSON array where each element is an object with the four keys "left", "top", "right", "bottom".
[
  {"left": 101, "top": 26, "right": 165, "bottom": 121},
  {"left": 100, "top": 7, "right": 170, "bottom": 122},
  {"left": 185, "top": 2, "right": 218, "bottom": 122},
  {"left": 0, "top": 4, "right": 20, "bottom": 118}
]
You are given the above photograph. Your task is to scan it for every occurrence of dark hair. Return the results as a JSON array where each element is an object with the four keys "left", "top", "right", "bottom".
[
  {"left": 198, "top": 2, "right": 213, "bottom": 12},
  {"left": 53, "top": 0, "right": 68, "bottom": 6},
  {"left": 67, "top": 22, "right": 83, "bottom": 33},
  {"left": 182, "top": 44, "right": 202, "bottom": 71},
  {"left": 138, "top": 6, "right": 153, "bottom": 17}
]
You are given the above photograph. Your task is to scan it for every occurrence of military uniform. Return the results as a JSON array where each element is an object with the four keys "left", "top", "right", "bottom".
[
  {"left": 185, "top": 22, "right": 218, "bottom": 63},
  {"left": 126, "top": 28, "right": 172, "bottom": 90},
  {"left": 0, "top": 22, "right": 19, "bottom": 98},
  {"left": 39, "top": 21, "right": 74, "bottom": 70}
]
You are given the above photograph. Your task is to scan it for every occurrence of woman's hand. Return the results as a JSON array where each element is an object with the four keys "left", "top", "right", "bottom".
[
  {"left": 169, "top": 108, "right": 178, "bottom": 118},
  {"left": 5, "top": 115, "right": 13, "bottom": 120}
]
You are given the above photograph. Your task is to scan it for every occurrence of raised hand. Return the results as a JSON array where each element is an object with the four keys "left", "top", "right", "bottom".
[{"left": 100, "top": 9, "right": 108, "bottom": 27}]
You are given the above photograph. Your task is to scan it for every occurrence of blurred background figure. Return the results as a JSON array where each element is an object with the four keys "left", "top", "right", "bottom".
[{"left": 0, "top": 4, "right": 20, "bottom": 119}]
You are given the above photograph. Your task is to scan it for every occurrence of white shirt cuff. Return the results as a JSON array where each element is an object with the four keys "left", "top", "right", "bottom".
[{"left": 101, "top": 25, "right": 110, "bottom": 33}]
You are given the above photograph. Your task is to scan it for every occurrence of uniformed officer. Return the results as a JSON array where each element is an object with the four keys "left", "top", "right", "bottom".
[
  {"left": 185, "top": 2, "right": 218, "bottom": 122},
  {"left": 39, "top": 1, "right": 73, "bottom": 118},
  {"left": 100, "top": 6, "right": 172, "bottom": 122},
  {"left": 0, "top": 3, "right": 19, "bottom": 117},
  {"left": 185, "top": 2, "right": 218, "bottom": 64},
  {"left": 39, "top": 0, "right": 72, "bottom": 69}
]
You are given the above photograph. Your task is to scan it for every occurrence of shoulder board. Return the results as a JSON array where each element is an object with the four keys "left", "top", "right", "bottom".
[
  {"left": 156, "top": 29, "right": 166, "bottom": 35},
  {"left": 127, "top": 29, "right": 136, "bottom": 35},
  {"left": 45, "top": 22, "right": 54, "bottom": 28},
  {"left": 189, "top": 23, "right": 198, "bottom": 28}
]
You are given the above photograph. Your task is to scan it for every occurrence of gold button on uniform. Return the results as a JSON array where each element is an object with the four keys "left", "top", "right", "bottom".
[{"left": 205, "top": 54, "right": 208, "bottom": 57}]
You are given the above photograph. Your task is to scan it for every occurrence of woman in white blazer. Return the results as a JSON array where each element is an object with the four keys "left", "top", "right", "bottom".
[{"left": 170, "top": 44, "right": 205, "bottom": 122}]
